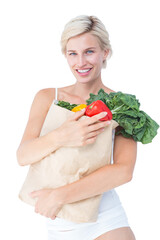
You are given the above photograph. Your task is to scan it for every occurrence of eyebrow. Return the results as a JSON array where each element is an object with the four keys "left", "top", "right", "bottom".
[{"left": 67, "top": 47, "right": 96, "bottom": 53}]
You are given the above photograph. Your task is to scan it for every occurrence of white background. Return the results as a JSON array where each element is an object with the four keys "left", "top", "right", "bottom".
[{"left": 0, "top": 0, "right": 160, "bottom": 239}]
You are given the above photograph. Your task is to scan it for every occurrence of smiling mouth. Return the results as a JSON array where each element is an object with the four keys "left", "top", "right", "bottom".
[
  {"left": 76, "top": 68, "right": 93, "bottom": 76},
  {"left": 76, "top": 68, "right": 92, "bottom": 73}
]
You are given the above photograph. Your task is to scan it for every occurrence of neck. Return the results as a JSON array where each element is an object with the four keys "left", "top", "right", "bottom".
[{"left": 72, "top": 80, "right": 104, "bottom": 102}]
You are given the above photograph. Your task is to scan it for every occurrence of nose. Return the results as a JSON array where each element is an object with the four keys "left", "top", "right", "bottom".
[{"left": 77, "top": 55, "right": 87, "bottom": 68}]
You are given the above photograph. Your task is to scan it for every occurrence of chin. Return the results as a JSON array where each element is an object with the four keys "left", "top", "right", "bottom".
[{"left": 76, "top": 78, "right": 93, "bottom": 84}]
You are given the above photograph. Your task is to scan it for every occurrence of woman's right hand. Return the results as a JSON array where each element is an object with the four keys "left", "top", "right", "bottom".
[{"left": 55, "top": 109, "right": 111, "bottom": 148}]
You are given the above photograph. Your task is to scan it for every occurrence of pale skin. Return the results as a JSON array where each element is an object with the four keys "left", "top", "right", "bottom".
[{"left": 17, "top": 32, "right": 136, "bottom": 240}]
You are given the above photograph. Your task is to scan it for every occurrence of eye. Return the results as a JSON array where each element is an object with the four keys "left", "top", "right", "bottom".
[
  {"left": 86, "top": 50, "right": 94, "bottom": 54},
  {"left": 69, "top": 52, "right": 77, "bottom": 56}
]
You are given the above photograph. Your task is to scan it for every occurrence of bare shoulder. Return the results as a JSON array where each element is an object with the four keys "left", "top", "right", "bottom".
[
  {"left": 34, "top": 88, "right": 55, "bottom": 109},
  {"left": 29, "top": 87, "right": 58, "bottom": 122},
  {"left": 18, "top": 88, "right": 56, "bottom": 145}
]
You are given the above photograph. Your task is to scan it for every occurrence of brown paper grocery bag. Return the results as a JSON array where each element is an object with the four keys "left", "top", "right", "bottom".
[{"left": 19, "top": 103, "right": 118, "bottom": 223}]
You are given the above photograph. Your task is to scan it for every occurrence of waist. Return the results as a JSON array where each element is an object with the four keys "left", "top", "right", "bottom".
[{"left": 98, "top": 189, "right": 121, "bottom": 213}]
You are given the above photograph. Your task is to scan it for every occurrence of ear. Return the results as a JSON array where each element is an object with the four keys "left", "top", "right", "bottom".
[{"left": 103, "top": 49, "right": 109, "bottom": 61}]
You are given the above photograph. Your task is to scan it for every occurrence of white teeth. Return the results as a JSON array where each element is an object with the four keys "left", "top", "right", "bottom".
[{"left": 77, "top": 69, "right": 91, "bottom": 73}]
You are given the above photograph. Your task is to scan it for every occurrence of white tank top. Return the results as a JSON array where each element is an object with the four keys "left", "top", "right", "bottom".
[{"left": 54, "top": 87, "right": 59, "bottom": 104}]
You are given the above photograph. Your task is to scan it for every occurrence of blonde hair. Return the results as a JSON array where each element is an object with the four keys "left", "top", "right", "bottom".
[{"left": 60, "top": 15, "right": 112, "bottom": 68}]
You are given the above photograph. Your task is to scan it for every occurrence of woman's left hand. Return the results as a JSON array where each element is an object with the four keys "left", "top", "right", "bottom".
[{"left": 30, "top": 189, "right": 63, "bottom": 220}]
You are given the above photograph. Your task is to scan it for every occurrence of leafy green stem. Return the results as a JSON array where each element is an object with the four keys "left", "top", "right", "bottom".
[{"left": 111, "top": 104, "right": 125, "bottom": 114}]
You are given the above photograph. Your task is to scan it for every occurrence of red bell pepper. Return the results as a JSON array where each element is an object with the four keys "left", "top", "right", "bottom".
[{"left": 85, "top": 100, "right": 112, "bottom": 121}]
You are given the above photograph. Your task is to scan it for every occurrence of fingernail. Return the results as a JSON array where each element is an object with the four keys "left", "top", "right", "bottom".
[
  {"left": 107, "top": 121, "right": 111, "bottom": 125},
  {"left": 102, "top": 112, "right": 107, "bottom": 116},
  {"left": 81, "top": 108, "right": 86, "bottom": 112}
]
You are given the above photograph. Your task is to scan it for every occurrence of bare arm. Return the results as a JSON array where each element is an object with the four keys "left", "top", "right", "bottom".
[
  {"left": 16, "top": 89, "right": 61, "bottom": 166},
  {"left": 55, "top": 134, "right": 137, "bottom": 205}
]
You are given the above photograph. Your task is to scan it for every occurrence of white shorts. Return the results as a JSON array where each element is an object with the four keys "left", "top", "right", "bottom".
[{"left": 46, "top": 189, "right": 129, "bottom": 240}]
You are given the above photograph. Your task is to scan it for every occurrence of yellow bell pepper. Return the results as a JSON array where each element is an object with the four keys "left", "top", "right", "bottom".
[{"left": 71, "top": 104, "right": 87, "bottom": 112}]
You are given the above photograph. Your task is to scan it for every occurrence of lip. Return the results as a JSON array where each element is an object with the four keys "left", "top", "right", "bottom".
[{"left": 76, "top": 68, "right": 93, "bottom": 76}]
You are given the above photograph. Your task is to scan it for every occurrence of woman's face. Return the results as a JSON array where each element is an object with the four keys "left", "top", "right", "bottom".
[{"left": 65, "top": 32, "right": 108, "bottom": 84}]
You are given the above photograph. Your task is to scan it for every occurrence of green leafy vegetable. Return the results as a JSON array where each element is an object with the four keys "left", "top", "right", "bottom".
[
  {"left": 57, "top": 101, "right": 78, "bottom": 111},
  {"left": 86, "top": 89, "right": 159, "bottom": 144},
  {"left": 55, "top": 89, "right": 159, "bottom": 144}
]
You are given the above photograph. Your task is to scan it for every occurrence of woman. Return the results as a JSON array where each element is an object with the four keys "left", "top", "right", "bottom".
[{"left": 17, "top": 15, "right": 136, "bottom": 240}]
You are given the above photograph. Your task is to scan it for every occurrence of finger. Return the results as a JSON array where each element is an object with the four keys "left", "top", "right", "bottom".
[
  {"left": 85, "top": 126, "right": 107, "bottom": 139},
  {"left": 35, "top": 207, "right": 39, "bottom": 213},
  {"left": 84, "top": 136, "right": 97, "bottom": 145},
  {"left": 87, "top": 120, "right": 111, "bottom": 133},
  {"left": 51, "top": 215, "right": 56, "bottom": 220},
  {"left": 29, "top": 190, "right": 42, "bottom": 198},
  {"left": 69, "top": 108, "right": 86, "bottom": 121},
  {"left": 87, "top": 128, "right": 105, "bottom": 138},
  {"left": 86, "top": 112, "right": 108, "bottom": 125}
]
